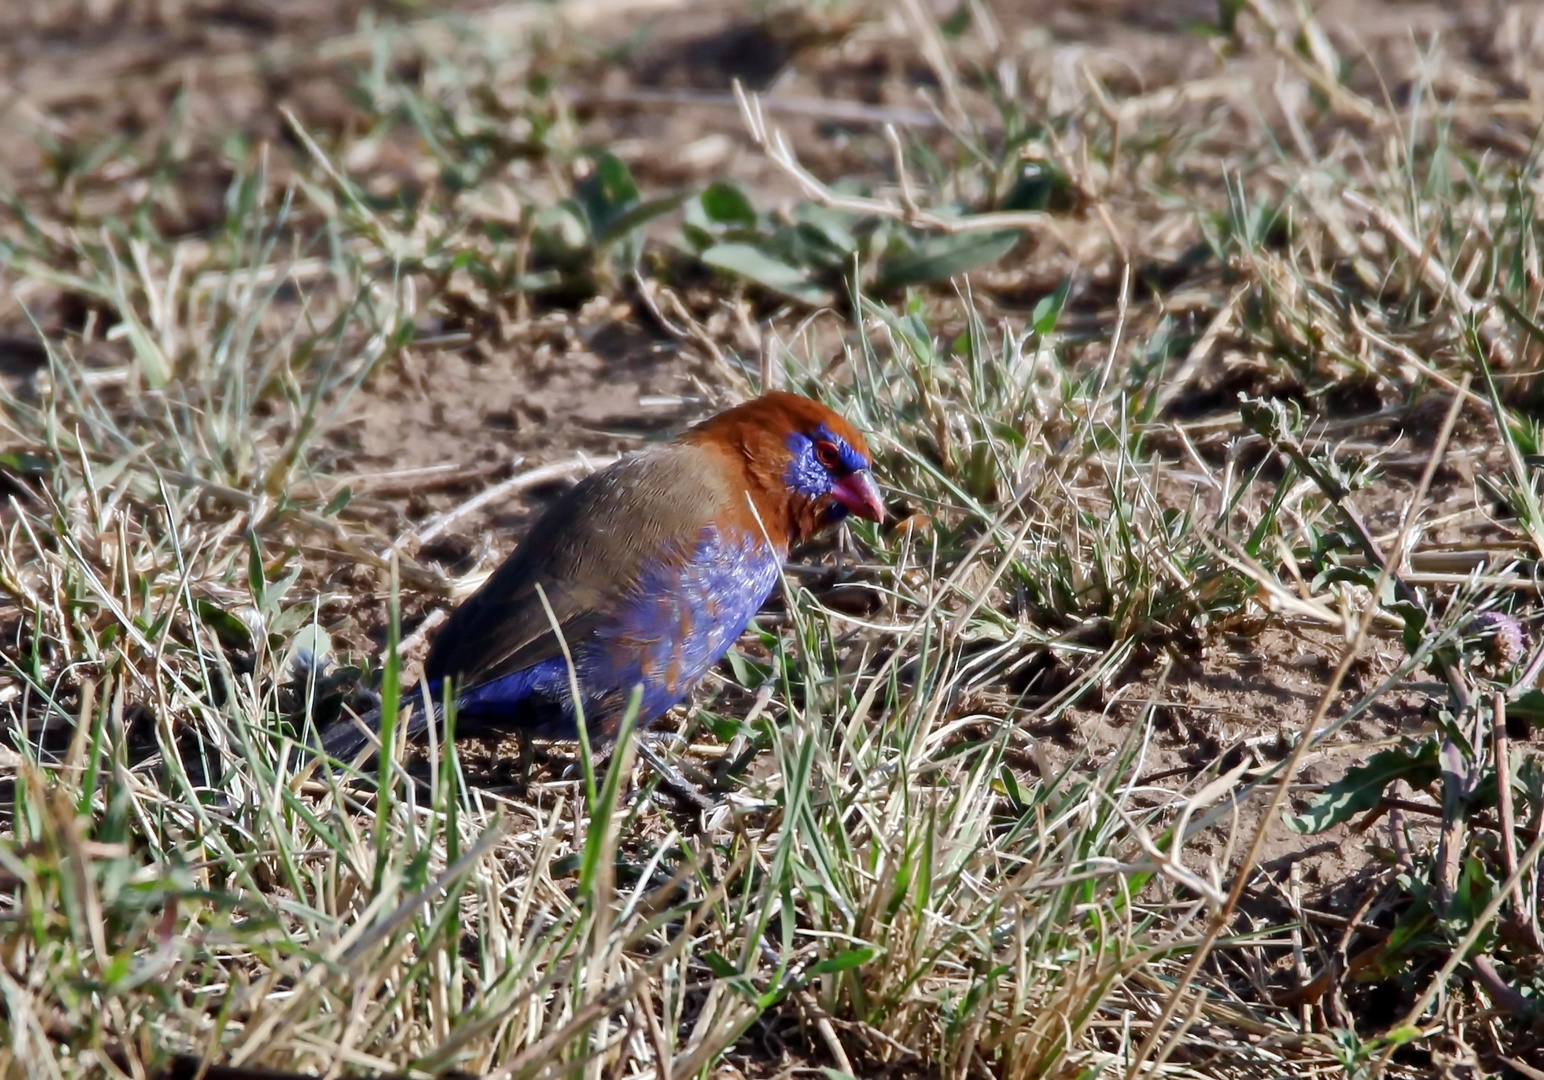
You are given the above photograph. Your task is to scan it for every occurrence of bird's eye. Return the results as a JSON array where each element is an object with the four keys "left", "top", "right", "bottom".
[{"left": 814, "top": 440, "right": 842, "bottom": 471}]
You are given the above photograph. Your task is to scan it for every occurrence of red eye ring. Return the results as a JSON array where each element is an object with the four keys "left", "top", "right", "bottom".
[{"left": 814, "top": 439, "right": 842, "bottom": 470}]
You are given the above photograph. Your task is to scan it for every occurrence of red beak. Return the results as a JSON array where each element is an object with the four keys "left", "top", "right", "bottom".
[{"left": 833, "top": 470, "right": 885, "bottom": 523}]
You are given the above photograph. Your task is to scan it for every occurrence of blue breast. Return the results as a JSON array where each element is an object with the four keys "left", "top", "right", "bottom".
[{"left": 451, "top": 526, "right": 781, "bottom": 739}]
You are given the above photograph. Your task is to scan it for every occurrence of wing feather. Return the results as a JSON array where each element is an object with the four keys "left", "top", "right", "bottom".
[{"left": 424, "top": 444, "right": 733, "bottom": 690}]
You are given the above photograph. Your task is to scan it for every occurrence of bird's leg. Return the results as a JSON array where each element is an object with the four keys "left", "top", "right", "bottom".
[
  {"left": 636, "top": 738, "right": 714, "bottom": 812},
  {"left": 583, "top": 739, "right": 645, "bottom": 806},
  {"left": 516, "top": 729, "right": 534, "bottom": 791}
]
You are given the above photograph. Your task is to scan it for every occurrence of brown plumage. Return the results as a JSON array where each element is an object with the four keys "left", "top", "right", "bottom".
[{"left": 678, "top": 391, "right": 877, "bottom": 545}]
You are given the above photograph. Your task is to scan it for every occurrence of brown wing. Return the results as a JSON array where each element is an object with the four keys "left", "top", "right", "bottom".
[{"left": 423, "top": 444, "right": 733, "bottom": 689}]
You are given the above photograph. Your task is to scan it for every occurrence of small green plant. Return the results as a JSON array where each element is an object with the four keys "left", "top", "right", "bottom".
[{"left": 682, "top": 179, "right": 1023, "bottom": 306}]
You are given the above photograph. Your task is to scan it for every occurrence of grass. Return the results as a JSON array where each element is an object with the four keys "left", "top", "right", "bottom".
[{"left": 2, "top": 0, "right": 1544, "bottom": 1076}]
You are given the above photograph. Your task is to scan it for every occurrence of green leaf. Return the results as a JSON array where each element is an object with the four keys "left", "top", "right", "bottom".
[
  {"left": 595, "top": 153, "right": 639, "bottom": 204},
  {"left": 1395, "top": 600, "right": 1428, "bottom": 657},
  {"left": 874, "top": 228, "right": 1021, "bottom": 292},
  {"left": 989, "top": 419, "right": 1028, "bottom": 448},
  {"left": 1359, "top": 908, "right": 1434, "bottom": 980},
  {"left": 284, "top": 624, "right": 333, "bottom": 674},
  {"left": 267, "top": 603, "right": 313, "bottom": 640},
  {"left": 195, "top": 598, "right": 253, "bottom": 649},
  {"left": 1381, "top": 1024, "right": 1426, "bottom": 1048},
  {"left": 548, "top": 853, "right": 582, "bottom": 877},
  {"left": 1509, "top": 689, "right": 1544, "bottom": 727},
  {"left": 1497, "top": 292, "right": 1544, "bottom": 349},
  {"left": 699, "top": 242, "right": 830, "bottom": 304},
  {"left": 1239, "top": 393, "right": 1305, "bottom": 441},
  {"left": 1311, "top": 564, "right": 1378, "bottom": 594},
  {"left": 101, "top": 951, "right": 133, "bottom": 988},
  {"left": 0, "top": 451, "right": 51, "bottom": 476},
  {"left": 595, "top": 190, "right": 691, "bottom": 247},
  {"left": 700, "top": 180, "right": 757, "bottom": 227},
  {"left": 117, "top": 307, "right": 172, "bottom": 388},
  {"left": 725, "top": 648, "right": 773, "bottom": 688},
  {"left": 761, "top": 221, "right": 851, "bottom": 275},
  {"left": 1032, "top": 276, "right": 1072, "bottom": 336},
  {"left": 1000, "top": 160, "right": 1073, "bottom": 212},
  {"left": 793, "top": 204, "right": 860, "bottom": 255},
  {"left": 702, "top": 951, "right": 738, "bottom": 978},
  {"left": 997, "top": 764, "right": 1024, "bottom": 808},
  {"left": 575, "top": 152, "right": 640, "bottom": 234},
  {"left": 323, "top": 485, "right": 352, "bottom": 517},
  {"left": 246, "top": 533, "right": 266, "bottom": 611},
  {"left": 532, "top": 204, "right": 591, "bottom": 254},
  {"left": 680, "top": 221, "right": 718, "bottom": 252},
  {"left": 806, "top": 946, "right": 877, "bottom": 977},
  {"left": 511, "top": 269, "right": 564, "bottom": 292},
  {"left": 939, "top": 2, "right": 971, "bottom": 36},
  {"left": 578, "top": 686, "right": 642, "bottom": 895},
  {"left": 1285, "top": 740, "right": 1440, "bottom": 834},
  {"left": 265, "top": 564, "right": 302, "bottom": 615}
]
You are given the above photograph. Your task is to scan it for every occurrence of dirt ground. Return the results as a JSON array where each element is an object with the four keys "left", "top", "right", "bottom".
[
  {"left": 0, "top": 0, "right": 1533, "bottom": 883},
  {"left": 4, "top": 0, "right": 1544, "bottom": 1073}
]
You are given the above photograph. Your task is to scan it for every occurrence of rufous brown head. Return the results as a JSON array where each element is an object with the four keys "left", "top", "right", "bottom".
[{"left": 682, "top": 391, "right": 884, "bottom": 546}]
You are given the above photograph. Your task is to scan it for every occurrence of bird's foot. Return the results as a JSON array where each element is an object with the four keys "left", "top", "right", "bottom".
[{"left": 636, "top": 739, "right": 715, "bottom": 812}]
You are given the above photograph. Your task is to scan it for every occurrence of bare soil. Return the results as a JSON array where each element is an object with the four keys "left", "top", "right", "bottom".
[
  {"left": 0, "top": 0, "right": 1523, "bottom": 851},
  {"left": 3, "top": 0, "right": 1543, "bottom": 1069}
]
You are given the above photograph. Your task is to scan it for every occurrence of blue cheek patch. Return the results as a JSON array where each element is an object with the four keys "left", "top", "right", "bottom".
[
  {"left": 783, "top": 433, "right": 831, "bottom": 497},
  {"left": 783, "top": 424, "right": 869, "bottom": 498}
]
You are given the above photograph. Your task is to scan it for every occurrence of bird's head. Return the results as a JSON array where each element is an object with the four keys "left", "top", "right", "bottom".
[{"left": 683, "top": 391, "right": 884, "bottom": 547}]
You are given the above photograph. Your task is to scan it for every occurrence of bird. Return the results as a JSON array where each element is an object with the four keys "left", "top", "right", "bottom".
[{"left": 317, "top": 391, "right": 884, "bottom": 764}]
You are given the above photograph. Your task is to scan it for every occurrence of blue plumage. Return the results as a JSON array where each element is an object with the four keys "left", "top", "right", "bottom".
[{"left": 451, "top": 526, "right": 780, "bottom": 739}]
